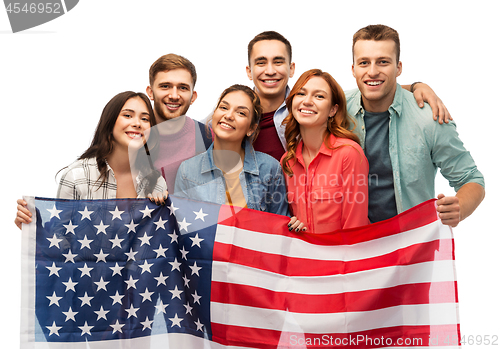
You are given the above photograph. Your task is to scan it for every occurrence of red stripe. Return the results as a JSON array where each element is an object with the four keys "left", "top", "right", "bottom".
[
  {"left": 211, "top": 323, "right": 460, "bottom": 348},
  {"left": 213, "top": 239, "right": 454, "bottom": 277},
  {"left": 211, "top": 281, "right": 458, "bottom": 314},
  {"left": 217, "top": 199, "right": 440, "bottom": 246}
]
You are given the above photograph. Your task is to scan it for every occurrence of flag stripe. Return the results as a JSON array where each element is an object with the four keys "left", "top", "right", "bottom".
[
  {"left": 211, "top": 281, "right": 458, "bottom": 313},
  {"left": 213, "top": 238, "right": 454, "bottom": 277},
  {"left": 211, "top": 259, "right": 456, "bottom": 295},
  {"left": 211, "top": 302, "right": 459, "bottom": 334}
]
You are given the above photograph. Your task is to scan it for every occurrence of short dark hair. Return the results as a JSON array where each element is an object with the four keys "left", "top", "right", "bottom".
[
  {"left": 352, "top": 24, "right": 400, "bottom": 62},
  {"left": 247, "top": 31, "right": 292, "bottom": 64},
  {"left": 149, "top": 53, "right": 197, "bottom": 87}
]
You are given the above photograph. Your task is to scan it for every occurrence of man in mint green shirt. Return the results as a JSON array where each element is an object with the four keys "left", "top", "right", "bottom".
[{"left": 346, "top": 24, "right": 484, "bottom": 227}]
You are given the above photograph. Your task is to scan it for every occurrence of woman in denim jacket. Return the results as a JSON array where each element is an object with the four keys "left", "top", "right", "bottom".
[{"left": 174, "top": 85, "right": 289, "bottom": 216}]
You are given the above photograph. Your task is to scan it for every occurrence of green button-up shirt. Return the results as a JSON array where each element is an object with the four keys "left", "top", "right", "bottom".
[{"left": 345, "top": 84, "right": 485, "bottom": 214}]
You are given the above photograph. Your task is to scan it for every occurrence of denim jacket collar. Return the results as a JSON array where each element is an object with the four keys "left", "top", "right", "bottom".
[{"left": 201, "top": 140, "right": 260, "bottom": 176}]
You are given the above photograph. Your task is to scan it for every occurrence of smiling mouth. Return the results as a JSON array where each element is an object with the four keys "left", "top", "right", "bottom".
[
  {"left": 365, "top": 81, "right": 383, "bottom": 86},
  {"left": 126, "top": 132, "right": 143, "bottom": 139},
  {"left": 261, "top": 79, "right": 280, "bottom": 85},
  {"left": 219, "top": 121, "right": 235, "bottom": 130},
  {"left": 299, "top": 109, "right": 315, "bottom": 115},
  {"left": 165, "top": 103, "right": 181, "bottom": 110}
]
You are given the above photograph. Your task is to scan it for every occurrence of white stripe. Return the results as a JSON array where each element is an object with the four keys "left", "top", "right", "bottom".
[
  {"left": 60, "top": 0, "right": 68, "bottom": 13},
  {"left": 211, "top": 302, "right": 459, "bottom": 334},
  {"left": 22, "top": 332, "right": 250, "bottom": 349},
  {"left": 216, "top": 220, "right": 452, "bottom": 262},
  {"left": 212, "top": 260, "right": 457, "bottom": 295}
]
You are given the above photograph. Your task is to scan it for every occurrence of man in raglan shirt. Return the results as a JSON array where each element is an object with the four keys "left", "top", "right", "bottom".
[
  {"left": 245, "top": 31, "right": 451, "bottom": 161},
  {"left": 145, "top": 54, "right": 212, "bottom": 191},
  {"left": 346, "top": 24, "right": 484, "bottom": 226}
]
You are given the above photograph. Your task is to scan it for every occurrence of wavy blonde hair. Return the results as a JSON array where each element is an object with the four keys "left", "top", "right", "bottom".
[{"left": 281, "top": 69, "right": 360, "bottom": 176}]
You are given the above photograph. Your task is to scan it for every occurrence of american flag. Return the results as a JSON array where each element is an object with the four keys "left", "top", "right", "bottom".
[{"left": 21, "top": 196, "right": 460, "bottom": 348}]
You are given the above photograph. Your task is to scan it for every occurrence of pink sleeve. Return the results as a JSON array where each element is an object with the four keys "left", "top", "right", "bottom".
[{"left": 340, "top": 145, "right": 370, "bottom": 229}]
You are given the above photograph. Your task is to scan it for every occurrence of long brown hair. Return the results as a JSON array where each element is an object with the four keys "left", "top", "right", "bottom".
[{"left": 281, "top": 69, "right": 359, "bottom": 176}]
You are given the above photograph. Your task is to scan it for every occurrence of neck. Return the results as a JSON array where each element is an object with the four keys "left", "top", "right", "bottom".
[
  {"left": 156, "top": 114, "right": 187, "bottom": 135},
  {"left": 362, "top": 85, "right": 397, "bottom": 113},
  {"left": 106, "top": 146, "right": 132, "bottom": 174},
  {"left": 300, "top": 126, "right": 326, "bottom": 160},
  {"left": 213, "top": 138, "right": 245, "bottom": 174},
  {"left": 258, "top": 90, "right": 286, "bottom": 114}
]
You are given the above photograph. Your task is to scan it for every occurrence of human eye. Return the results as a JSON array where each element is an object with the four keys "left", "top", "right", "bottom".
[{"left": 316, "top": 94, "right": 325, "bottom": 99}]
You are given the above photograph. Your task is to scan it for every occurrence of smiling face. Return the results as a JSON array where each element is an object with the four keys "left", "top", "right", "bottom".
[
  {"left": 291, "top": 76, "right": 338, "bottom": 132},
  {"left": 212, "top": 90, "right": 257, "bottom": 148},
  {"left": 352, "top": 39, "right": 402, "bottom": 113},
  {"left": 146, "top": 68, "right": 197, "bottom": 122},
  {"left": 112, "top": 97, "right": 152, "bottom": 150},
  {"left": 246, "top": 40, "right": 295, "bottom": 111}
]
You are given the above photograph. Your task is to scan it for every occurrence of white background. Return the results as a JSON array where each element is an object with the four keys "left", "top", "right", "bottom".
[{"left": 1, "top": 0, "right": 498, "bottom": 347}]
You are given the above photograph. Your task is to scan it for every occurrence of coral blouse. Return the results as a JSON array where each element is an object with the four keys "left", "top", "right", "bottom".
[{"left": 282, "top": 134, "right": 370, "bottom": 234}]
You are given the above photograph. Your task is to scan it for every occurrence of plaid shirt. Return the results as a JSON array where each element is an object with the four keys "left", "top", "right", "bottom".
[{"left": 56, "top": 157, "right": 167, "bottom": 200}]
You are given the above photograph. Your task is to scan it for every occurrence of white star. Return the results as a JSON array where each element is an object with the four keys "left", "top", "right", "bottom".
[
  {"left": 169, "top": 285, "right": 183, "bottom": 300},
  {"left": 125, "top": 275, "right": 139, "bottom": 290},
  {"left": 154, "top": 217, "right": 168, "bottom": 230},
  {"left": 79, "top": 321, "right": 93, "bottom": 336},
  {"left": 46, "top": 262, "right": 62, "bottom": 277},
  {"left": 194, "top": 318, "right": 204, "bottom": 331},
  {"left": 62, "top": 277, "right": 78, "bottom": 292},
  {"left": 125, "top": 304, "right": 139, "bottom": 318},
  {"left": 169, "top": 257, "right": 181, "bottom": 272},
  {"left": 125, "top": 248, "right": 138, "bottom": 261},
  {"left": 62, "top": 249, "right": 78, "bottom": 263},
  {"left": 109, "top": 206, "right": 124, "bottom": 220},
  {"left": 94, "top": 277, "right": 109, "bottom": 292},
  {"left": 46, "top": 291, "right": 62, "bottom": 307},
  {"left": 178, "top": 217, "right": 192, "bottom": 232},
  {"left": 94, "top": 306, "right": 109, "bottom": 321},
  {"left": 46, "top": 321, "right": 62, "bottom": 336},
  {"left": 184, "top": 302, "right": 193, "bottom": 315},
  {"left": 139, "top": 205, "right": 154, "bottom": 218},
  {"left": 78, "top": 292, "right": 93, "bottom": 307},
  {"left": 138, "top": 232, "right": 153, "bottom": 246},
  {"left": 192, "top": 290, "right": 202, "bottom": 305},
  {"left": 179, "top": 246, "right": 189, "bottom": 260},
  {"left": 182, "top": 274, "right": 190, "bottom": 288},
  {"left": 168, "top": 202, "right": 179, "bottom": 215},
  {"left": 109, "top": 262, "right": 124, "bottom": 276},
  {"left": 47, "top": 204, "right": 62, "bottom": 219},
  {"left": 78, "top": 263, "right": 93, "bottom": 277},
  {"left": 109, "top": 234, "right": 124, "bottom": 249},
  {"left": 77, "top": 235, "right": 93, "bottom": 250},
  {"left": 190, "top": 233, "right": 204, "bottom": 248},
  {"left": 139, "top": 288, "right": 154, "bottom": 303},
  {"left": 168, "top": 230, "right": 179, "bottom": 244},
  {"left": 125, "top": 219, "right": 139, "bottom": 233},
  {"left": 47, "top": 234, "right": 63, "bottom": 249},
  {"left": 110, "top": 290, "right": 124, "bottom": 305},
  {"left": 139, "top": 260, "right": 153, "bottom": 274},
  {"left": 155, "top": 299, "right": 168, "bottom": 314},
  {"left": 94, "top": 221, "right": 109, "bottom": 235},
  {"left": 193, "top": 208, "right": 208, "bottom": 221},
  {"left": 140, "top": 316, "right": 154, "bottom": 331},
  {"left": 153, "top": 244, "right": 168, "bottom": 258},
  {"left": 169, "top": 313, "right": 183, "bottom": 328},
  {"left": 63, "top": 220, "right": 78, "bottom": 234},
  {"left": 189, "top": 261, "right": 202, "bottom": 276},
  {"left": 110, "top": 320, "right": 124, "bottom": 334},
  {"left": 154, "top": 272, "right": 168, "bottom": 286},
  {"left": 94, "top": 249, "right": 109, "bottom": 263},
  {"left": 78, "top": 206, "right": 93, "bottom": 220},
  {"left": 62, "top": 307, "right": 78, "bottom": 322}
]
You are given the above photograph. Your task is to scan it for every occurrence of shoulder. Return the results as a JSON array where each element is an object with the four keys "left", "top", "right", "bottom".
[
  {"left": 254, "top": 150, "right": 281, "bottom": 168},
  {"left": 344, "top": 88, "right": 361, "bottom": 100},
  {"left": 178, "top": 151, "right": 207, "bottom": 173}
]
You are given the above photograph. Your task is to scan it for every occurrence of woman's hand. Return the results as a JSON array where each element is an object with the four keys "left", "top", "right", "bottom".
[
  {"left": 288, "top": 216, "right": 307, "bottom": 233},
  {"left": 148, "top": 190, "right": 169, "bottom": 206},
  {"left": 15, "top": 198, "right": 32, "bottom": 230}
]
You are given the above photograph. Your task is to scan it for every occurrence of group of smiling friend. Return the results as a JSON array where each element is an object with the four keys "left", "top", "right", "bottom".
[{"left": 15, "top": 24, "right": 485, "bottom": 234}]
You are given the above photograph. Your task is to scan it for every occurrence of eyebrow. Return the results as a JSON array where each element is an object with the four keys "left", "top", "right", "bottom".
[
  {"left": 254, "top": 55, "right": 287, "bottom": 62},
  {"left": 121, "top": 109, "right": 150, "bottom": 115},
  {"left": 220, "top": 100, "right": 251, "bottom": 111}
]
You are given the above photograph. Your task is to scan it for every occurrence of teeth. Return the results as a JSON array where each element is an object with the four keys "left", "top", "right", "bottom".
[
  {"left": 366, "top": 81, "right": 382, "bottom": 86},
  {"left": 127, "top": 133, "right": 142, "bottom": 138},
  {"left": 166, "top": 104, "right": 180, "bottom": 108},
  {"left": 220, "top": 122, "right": 234, "bottom": 129},
  {"left": 300, "top": 109, "right": 314, "bottom": 114},
  {"left": 264, "top": 80, "right": 278, "bottom": 83}
]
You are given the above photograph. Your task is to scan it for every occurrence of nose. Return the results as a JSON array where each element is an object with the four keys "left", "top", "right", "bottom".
[
  {"left": 303, "top": 93, "right": 314, "bottom": 106},
  {"left": 169, "top": 87, "right": 179, "bottom": 99},
  {"left": 264, "top": 62, "right": 276, "bottom": 75},
  {"left": 223, "top": 109, "right": 235, "bottom": 120},
  {"left": 131, "top": 115, "right": 142, "bottom": 128},
  {"left": 368, "top": 63, "right": 378, "bottom": 77}
]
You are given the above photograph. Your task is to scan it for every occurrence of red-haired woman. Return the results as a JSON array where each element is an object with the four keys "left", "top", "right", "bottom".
[{"left": 282, "top": 69, "right": 369, "bottom": 234}]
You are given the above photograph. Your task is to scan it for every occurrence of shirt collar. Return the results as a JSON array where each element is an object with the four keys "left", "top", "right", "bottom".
[{"left": 352, "top": 83, "right": 403, "bottom": 117}]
